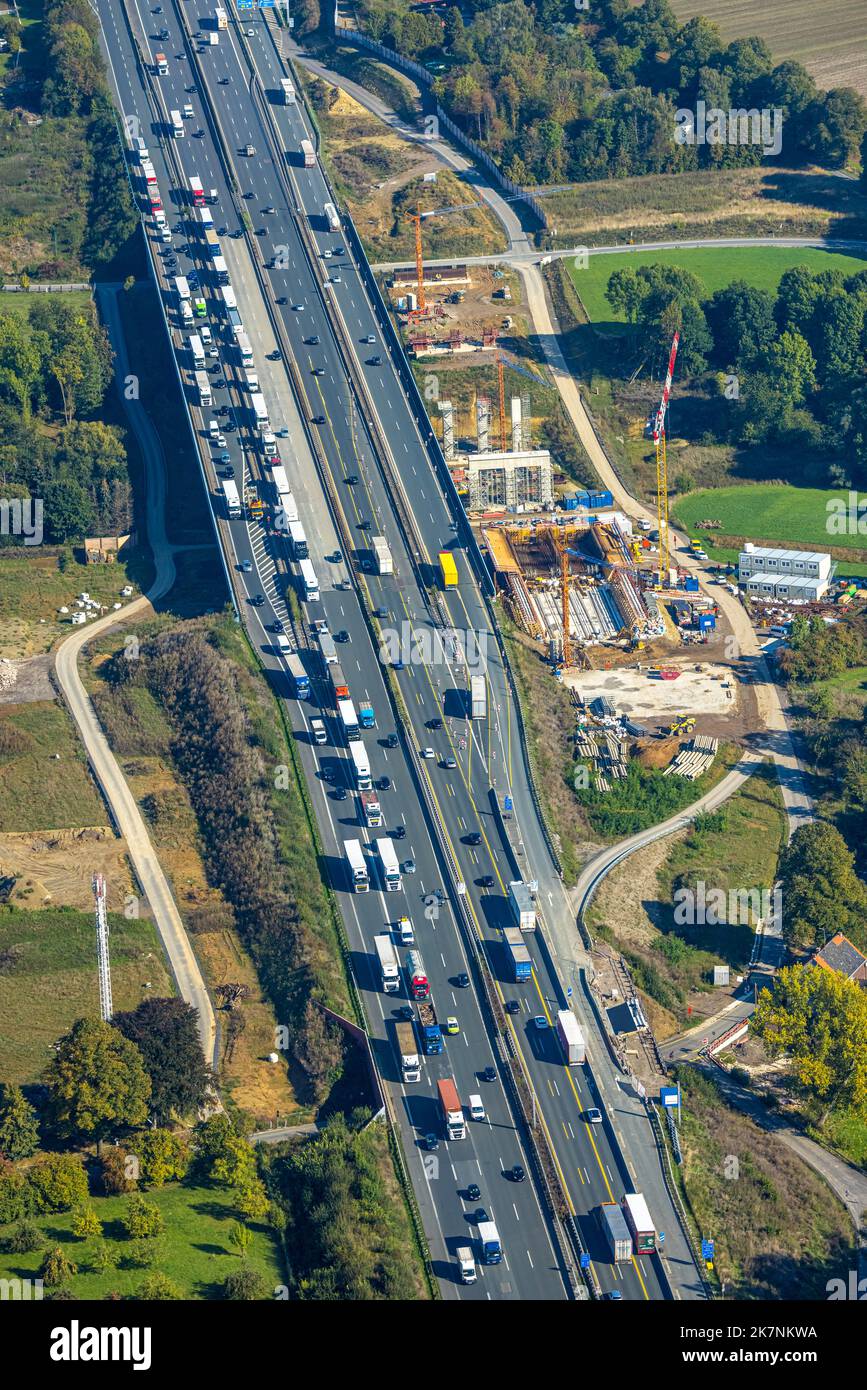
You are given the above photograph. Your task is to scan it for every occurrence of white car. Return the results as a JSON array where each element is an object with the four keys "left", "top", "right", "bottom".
[{"left": 419, "top": 747, "right": 435, "bottom": 759}]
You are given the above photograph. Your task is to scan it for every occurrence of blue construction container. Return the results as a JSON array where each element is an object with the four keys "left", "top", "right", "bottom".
[
  {"left": 587, "top": 490, "right": 613, "bottom": 509},
  {"left": 698, "top": 613, "right": 716, "bottom": 632},
  {"left": 684, "top": 576, "right": 699, "bottom": 593}
]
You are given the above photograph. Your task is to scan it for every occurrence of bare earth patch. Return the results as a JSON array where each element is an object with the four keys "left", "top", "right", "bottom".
[{"left": 0, "top": 826, "right": 133, "bottom": 911}]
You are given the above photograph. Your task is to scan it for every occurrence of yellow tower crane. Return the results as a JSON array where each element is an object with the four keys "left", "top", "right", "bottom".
[{"left": 651, "top": 331, "right": 680, "bottom": 584}]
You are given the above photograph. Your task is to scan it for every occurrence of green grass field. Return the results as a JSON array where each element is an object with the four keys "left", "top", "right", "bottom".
[
  {"left": 570, "top": 246, "right": 867, "bottom": 324},
  {"left": 0, "top": 701, "right": 106, "bottom": 832},
  {"left": 0, "top": 290, "right": 92, "bottom": 318},
  {"left": 672, "top": 484, "right": 867, "bottom": 577},
  {"left": 0, "top": 906, "right": 174, "bottom": 1084},
  {"left": 0, "top": 1181, "right": 283, "bottom": 1299}
]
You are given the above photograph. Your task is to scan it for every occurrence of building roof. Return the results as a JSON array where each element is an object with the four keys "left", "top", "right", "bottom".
[{"left": 813, "top": 933, "right": 867, "bottom": 980}]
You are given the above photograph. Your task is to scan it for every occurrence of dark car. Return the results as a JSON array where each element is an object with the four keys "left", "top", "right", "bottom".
[
  {"left": 269, "top": 619, "right": 284, "bottom": 634},
  {"left": 335, "top": 630, "right": 349, "bottom": 643},
  {"left": 312, "top": 415, "right": 326, "bottom": 425},
  {"left": 504, "top": 1000, "right": 520, "bottom": 1015},
  {"left": 345, "top": 474, "right": 358, "bottom": 485},
  {"left": 276, "top": 296, "right": 287, "bottom": 305},
  {"left": 423, "top": 1134, "right": 439, "bottom": 1152},
  {"left": 384, "top": 733, "right": 398, "bottom": 749},
  {"left": 456, "top": 972, "right": 470, "bottom": 989},
  {"left": 466, "top": 1184, "right": 481, "bottom": 1202},
  {"left": 333, "top": 786, "right": 346, "bottom": 801},
  {"left": 250, "top": 594, "right": 265, "bottom": 607},
  {"left": 465, "top": 831, "right": 482, "bottom": 846},
  {"left": 367, "top": 355, "right": 382, "bottom": 366},
  {"left": 441, "top": 756, "right": 457, "bottom": 770},
  {"left": 510, "top": 1165, "right": 525, "bottom": 1183},
  {"left": 482, "top": 1066, "right": 496, "bottom": 1083},
  {"left": 378, "top": 776, "right": 391, "bottom": 791},
  {"left": 375, "top": 606, "right": 389, "bottom": 620},
  {"left": 474, "top": 1207, "right": 489, "bottom": 1224},
  {"left": 398, "top": 1004, "right": 414, "bottom": 1021},
  {"left": 478, "top": 875, "right": 495, "bottom": 890},
  {"left": 306, "top": 335, "right": 320, "bottom": 345},
  {"left": 427, "top": 717, "right": 443, "bottom": 730},
  {"left": 393, "top": 826, "right": 406, "bottom": 840}
]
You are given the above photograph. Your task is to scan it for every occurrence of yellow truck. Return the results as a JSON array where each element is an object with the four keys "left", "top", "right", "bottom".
[{"left": 438, "top": 551, "right": 458, "bottom": 589}]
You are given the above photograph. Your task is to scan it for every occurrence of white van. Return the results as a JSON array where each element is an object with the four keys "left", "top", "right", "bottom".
[
  {"left": 262, "top": 432, "right": 278, "bottom": 457},
  {"left": 310, "top": 718, "right": 327, "bottom": 746},
  {"left": 468, "top": 1094, "right": 485, "bottom": 1122},
  {"left": 276, "top": 635, "right": 292, "bottom": 656},
  {"left": 456, "top": 1247, "right": 476, "bottom": 1284},
  {"left": 397, "top": 916, "right": 414, "bottom": 946},
  {"left": 208, "top": 419, "right": 219, "bottom": 438},
  {"left": 182, "top": 102, "right": 194, "bottom": 119},
  {"left": 245, "top": 370, "right": 260, "bottom": 392},
  {"left": 180, "top": 301, "right": 193, "bottom": 323}
]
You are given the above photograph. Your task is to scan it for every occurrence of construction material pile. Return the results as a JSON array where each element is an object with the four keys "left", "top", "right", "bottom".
[{"left": 664, "top": 734, "right": 718, "bottom": 780}]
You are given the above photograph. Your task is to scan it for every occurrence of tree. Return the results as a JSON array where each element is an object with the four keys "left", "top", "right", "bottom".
[
  {"left": 0, "top": 315, "right": 42, "bottom": 420},
  {"left": 40, "top": 1246, "right": 78, "bottom": 1287},
  {"left": 71, "top": 1205, "right": 102, "bottom": 1240},
  {"left": 122, "top": 1194, "right": 165, "bottom": 1240},
  {"left": 0, "top": 1084, "right": 39, "bottom": 1160},
  {"left": 136, "top": 1271, "right": 183, "bottom": 1299},
  {"left": 113, "top": 997, "right": 213, "bottom": 1122},
  {"left": 800, "top": 87, "right": 867, "bottom": 169},
  {"left": 753, "top": 965, "right": 867, "bottom": 1123},
  {"left": 3, "top": 1220, "right": 43, "bottom": 1254},
  {"left": 28, "top": 1154, "right": 89, "bottom": 1214},
  {"left": 99, "top": 1146, "right": 136, "bottom": 1195},
  {"left": 862, "top": 128, "right": 867, "bottom": 190},
  {"left": 777, "top": 822, "right": 867, "bottom": 951},
  {"left": 229, "top": 1220, "right": 252, "bottom": 1258},
  {"left": 0, "top": 1159, "right": 31, "bottom": 1225},
  {"left": 45, "top": 1017, "right": 151, "bottom": 1146},
  {"left": 766, "top": 330, "right": 816, "bottom": 404},
  {"left": 234, "top": 1179, "right": 269, "bottom": 1222},
  {"left": 43, "top": 478, "right": 94, "bottom": 543},
  {"left": 193, "top": 1114, "right": 258, "bottom": 1189},
  {"left": 133, "top": 1129, "right": 190, "bottom": 1188},
  {"left": 223, "top": 1267, "right": 266, "bottom": 1300},
  {"left": 706, "top": 282, "right": 776, "bottom": 369}
]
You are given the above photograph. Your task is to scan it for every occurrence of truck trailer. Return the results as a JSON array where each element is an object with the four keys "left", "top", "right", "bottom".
[
  {"left": 349, "top": 740, "right": 371, "bottom": 790},
  {"left": 556, "top": 1009, "right": 585, "bottom": 1065},
  {"left": 508, "top": 880, "right": 536, "bottom": 932},
  {"left": 437, "top": 1078, "right": 466, "bottom": 1140},
  {"left": 503, "top": 926, "right": 532, "bottom": 982},
  {"left": 360, "top": 789, "right": 382, "bottom": 827},
  {"left": 598, "top": 1203, "right": 633, "bottom": 1263},
  {"left": 300, "top": 139, "right": 315, "bottom": 168},
  {"left": 344, "top": 838, "right": 369, "bottom": 893},
  {"left": 477, "top": 1220, "right": 502, "bottom": 1265},
  {"left": 286, "top": 653, "right": 310, "bottom": 699},
  {"left": 372, "top": 535, "right": 393, "bottom": 575},
  {"left": 337, "top": 698, "right": 360, "bottom": 743},
  {"left": 329, "top": 663, "right": 349, "bottom": 702},
  {"left": 375, "top": 837, "right": 401, "bottom": 892},
  {"left": 622, "top": 1193, "right": 656, "bottom": 1254},
  {"left": 405, "top": 950, "right": 429, "bottom": 1000},
  {"left": 373, "top": 933, "right": 399, "bottom": 992},
  {"left": 395, "top": 1021, "right": 420, "bottom": 1083},
  {"left": 438, "top": 551, "right": 458, "bottom": 589},
  {"left": 470, "top": 673, "right": 486, "bottom": 720},
  {"left": 416, "top": 999, "right": 442, "bottom": 1054}
]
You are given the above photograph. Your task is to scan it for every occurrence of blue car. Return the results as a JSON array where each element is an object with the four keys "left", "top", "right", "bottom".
[{"left": 533, "top": 1016, "right": 548, "bottom": 1030}]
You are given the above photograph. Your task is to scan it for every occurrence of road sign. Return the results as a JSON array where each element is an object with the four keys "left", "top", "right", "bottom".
[
  {"left": 660, "top": 1086, "right": 679, "bottom": 1108},
  {"left": 504, "top": 795, "right": 513, "bottom": 811},
  {"left": 566, "top": 986, "right": 573, "bottom": 999},
  {"left": 701, "top": 1238, "right": 714, "bottom": 1261},
  {"left": 580, "top": 1253, "right": 590, "bottom": 1269}
]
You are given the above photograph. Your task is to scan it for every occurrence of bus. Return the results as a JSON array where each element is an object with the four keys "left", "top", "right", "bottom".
[
  {"left": 174, "top": 276, "right": 190, "bottom": 303},
  {"left": 324, "top": 202, "right": 340, "bottom": 232},
  {"left": 337, "top": 698, "right": 360, "bottom": 743},
  {"left": 288, "top": 520, "right": 308, "bottom": 560},
  {"left": 349, "top": 741, "right": 371, "bottom": 790},
  {"left": 221, "top": 284, "right": 238, "bottom": 312},
  {"left": 376, "top": 837, "right": 401, "bottom": 892},
  {"left": 236, "top": 331, "right": 253, "bottom": 365},
  {"left": 213, "top": 255, "right": 229, "bottom": 286},
  {"left": 189, "top": 175, "right": 205, "bottom": 206},
  {"left": 298, "top": 557, "right": 319, "bottom": 602},
  {"left": 279, "top": 77, "right": 296, "bottom": 105},
  {"left": 221, "top": 478, "right": 241, "bottom": 519},
  {"left": 197, "top": 206, "right": 214, "bottom": 229},
  {"left": 344, "top": 839, "right": 369, "bottom": 894},
  {"left": 171, "top": 110, "right": 184, "bottom": 139},
  {"left": 141, "top": 160, "right": 157, "bottom": 187},
  {"left": 286, "top": 653, "right": 310, "bottom": 699}
]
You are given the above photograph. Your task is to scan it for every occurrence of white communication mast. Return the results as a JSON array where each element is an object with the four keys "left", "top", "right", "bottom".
[{"left": 92, "top": 872, "right": 113, "bottom": 1021}]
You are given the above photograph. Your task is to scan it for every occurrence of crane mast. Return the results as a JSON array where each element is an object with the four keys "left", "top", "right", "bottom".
[{"left": 652, "top": 331, "right": 679, "bottom": 582}]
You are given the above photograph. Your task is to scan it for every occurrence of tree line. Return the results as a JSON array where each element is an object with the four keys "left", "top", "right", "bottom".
[
  {"left": 605, "top": 261, "right": 867, "bottom": 489},
  {"left": 0, "top": 297, "right": 131, "bottom": 541},
  {"left": 101, "top": 625, "right": 346, "bottom": 1102},
  {"left": 352, "top": 0, "right": 867, "bottom": 187}
]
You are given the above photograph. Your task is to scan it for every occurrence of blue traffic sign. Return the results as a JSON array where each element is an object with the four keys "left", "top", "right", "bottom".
[
  {"left": 580, "top": 1253, "right": 590, "bottom": 1269},
  {"left": 504, "top": 795, "right": 513, "bottom": 811},
  {"left": 701, "top": 1238, "right": 714, "bottom": 1260}
]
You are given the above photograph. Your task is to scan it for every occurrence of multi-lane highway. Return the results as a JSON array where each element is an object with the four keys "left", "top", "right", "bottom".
[{"left": 96, "top": 0, "right": 693, "bottom": 1299}]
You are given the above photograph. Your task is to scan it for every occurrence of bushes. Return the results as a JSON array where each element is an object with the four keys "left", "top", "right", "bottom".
[{"left": 28, "top": 1154, "right": 89, "bottom": 1214}]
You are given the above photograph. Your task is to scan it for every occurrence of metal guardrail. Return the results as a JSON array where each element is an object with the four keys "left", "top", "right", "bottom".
[{"left": 647, "top": 1101, "right": 715, "bottom": 1299}]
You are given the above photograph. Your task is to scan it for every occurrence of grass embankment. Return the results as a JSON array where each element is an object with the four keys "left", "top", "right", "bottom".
[
  {"left": 85, "top": 618, "right": 302, "bottom": 1125},
  {"left": 673, "top": 485, "right": 867, "bottom": 578},
  {"left": 0, "top": 700, "right": 105, "bottom": 831},
  {"left": 0, "top": 906, "right": 174, "bottom": 1085},
  {"left": 303, "top": 74, "right": 506, "bottom": 262},
  {"left": 0, "top": 550, "right": 145, "bottom": 660},
  {"left": 568, "top": 246, "right": 867, "bottom": 327},
  {"left": 0, "top": 1181, "right": 282, "bottom": 1300},
  {"left": 586, "top": 765, "right": 786, "bottom": 1033},
  {"left": 673, "top": 1068, "right": 855, "bottom": 1299},
  {"left": 539, "top": 165, "right": 867, "bottom": 249}
]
